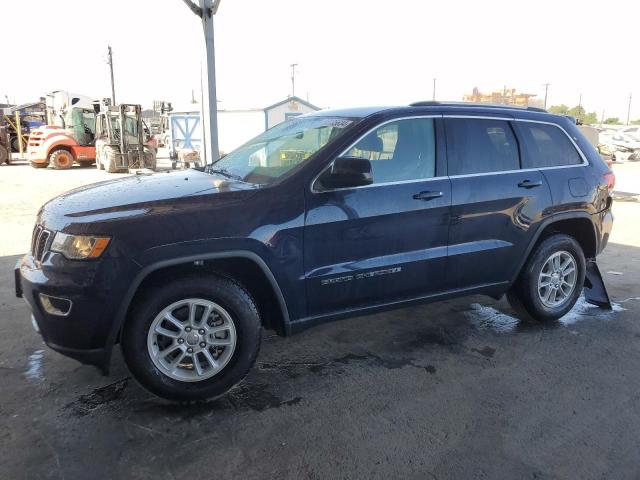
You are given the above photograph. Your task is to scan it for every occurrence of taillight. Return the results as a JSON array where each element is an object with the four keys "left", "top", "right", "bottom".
[{"left": 604, "top": 171, "right": 616, "bottom": 190}]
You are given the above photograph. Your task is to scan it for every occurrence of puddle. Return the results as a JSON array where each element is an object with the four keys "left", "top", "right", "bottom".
[
  {"left": 466, "top": 304, "right": 519, "bottom": 333},
  {"left": 466, "top": 295, "right": 625, "bottom": 333},
  {"left": 25, "top": 350, "right": 44, "bottom": 382},
  {"left": 66, "top": 378, "right": 129, "bottom": 417},
  {"left": 559, "top": 296, "right": 624, "bottom": 325}
]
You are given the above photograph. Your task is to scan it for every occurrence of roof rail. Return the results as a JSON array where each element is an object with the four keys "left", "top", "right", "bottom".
[{"left": 409, "top": 100, "right": 547, "bottom": 113}]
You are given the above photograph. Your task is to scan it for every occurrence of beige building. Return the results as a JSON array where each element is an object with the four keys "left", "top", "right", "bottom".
[{"left": 463, "top": 87, "right": 542, "bottom": 107}]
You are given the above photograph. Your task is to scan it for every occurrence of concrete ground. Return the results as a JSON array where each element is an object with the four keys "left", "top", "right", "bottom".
[{"left": 1, "top": 159, "right": 640, "bottom": 479}]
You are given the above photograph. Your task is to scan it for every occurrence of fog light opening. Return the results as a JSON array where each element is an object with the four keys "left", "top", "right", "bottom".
[{"left": 38, "top": 294, "right": 72, "bottom": 316}]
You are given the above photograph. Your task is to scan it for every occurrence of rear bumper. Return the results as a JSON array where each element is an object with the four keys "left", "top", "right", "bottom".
[{"left": 596, "top": 208, "right": 614, "bottom": 255}]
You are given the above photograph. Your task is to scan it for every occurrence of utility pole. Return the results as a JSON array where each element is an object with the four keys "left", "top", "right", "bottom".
[
  {"left": 432, "top": 78, "right": 436, "bottom": 101},
  {"left": 543, "top": 83, "right": 550, "bottom": 109},
  {"left": 627, "top": 93, "right": 632, "bottom": 125},
  {"left": 107, "top": 46, "right": 116, "bottom": 104},
  {"left": 182, "top": 0, "right": 221, "bottom": 164},
  {"left": 290, "top": 63, "right": 298, "bottom": 98},
  {"left": 578, "top": 93, "right": 582, "bottom": 109}
]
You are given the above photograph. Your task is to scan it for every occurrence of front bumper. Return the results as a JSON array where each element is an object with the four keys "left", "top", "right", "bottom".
[{"left": 15, "top": 252, "right": 134, "bottom": 371}]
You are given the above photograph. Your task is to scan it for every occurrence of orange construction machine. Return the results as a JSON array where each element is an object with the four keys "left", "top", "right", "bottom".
[{"left": 27, "top": 91, "right": 97, "bottom": 169}]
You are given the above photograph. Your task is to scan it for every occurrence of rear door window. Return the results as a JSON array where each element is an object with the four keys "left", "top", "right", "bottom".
[
  {"left": 517, "top": 122, "right": 583, "bottom": 168},
  {"left": 444, "top": 118, "right": 520, "bottom": 175}
]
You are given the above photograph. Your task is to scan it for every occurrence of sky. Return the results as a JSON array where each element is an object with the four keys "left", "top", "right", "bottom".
[{"left": 2, "top": 0, "right": 638, "bottom": 121}]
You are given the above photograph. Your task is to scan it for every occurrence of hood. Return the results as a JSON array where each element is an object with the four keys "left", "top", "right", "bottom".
[{"left": 41, "top": 169, "right": 258, "bottom": 225}]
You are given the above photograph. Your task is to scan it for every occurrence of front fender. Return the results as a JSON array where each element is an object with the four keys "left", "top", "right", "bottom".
[
  {"left": 42, "top": 135, "right": 78, "bottom": 157},
  {"left": 101, "top": 246, "right": 291, "bottom": 373}
]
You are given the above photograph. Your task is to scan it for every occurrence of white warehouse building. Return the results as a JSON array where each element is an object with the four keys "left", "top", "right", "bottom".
[{"left": 167, "top": 96, "right": 320, "bottom": 157}]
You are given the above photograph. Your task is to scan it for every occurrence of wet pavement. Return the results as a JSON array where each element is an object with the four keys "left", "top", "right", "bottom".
[
  {"left": 2, "top": 162, "right": 640, "bottom": 479},
  {"left": 2, "top": 241, "right": 640, "bottom": 479}
]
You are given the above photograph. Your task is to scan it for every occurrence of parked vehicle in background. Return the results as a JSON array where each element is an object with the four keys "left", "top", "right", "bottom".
[
  {"left": 621, "top": 126, "right": 640, "bottom": 137},
  {"left": 15, "top": 103, "right": 614, "bottom": 401},
  {"left": 26, "top": 91, "right": 96, "bottom": 169},
  {"left": 94, "top": 103, "right": 156, "bottom": 173},
  {"left": 598, "top": 131, "right": 640, "bottom": 162}
]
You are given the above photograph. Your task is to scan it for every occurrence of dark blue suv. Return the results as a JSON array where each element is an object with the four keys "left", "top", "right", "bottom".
[{"left": 15, "top": 102, "right": 614, "bottom": 401}]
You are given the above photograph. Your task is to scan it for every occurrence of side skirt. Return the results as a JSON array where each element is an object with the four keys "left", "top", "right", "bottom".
[{"left": 289, "top": 281, "right": 509, "bottom": 334}]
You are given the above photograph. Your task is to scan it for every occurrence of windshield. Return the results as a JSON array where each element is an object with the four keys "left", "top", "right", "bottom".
[{"left": 206, "top": 116, "right": 354, "bottom": 185}]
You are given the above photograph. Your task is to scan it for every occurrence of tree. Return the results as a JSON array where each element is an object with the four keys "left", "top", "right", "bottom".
[
  {"left": 548, "top": 104, "right": 569, "bottom": 115},
  {"left": 583, "top": 111, "right": 598, "bottom": 124},
  {"left": 604, "top": 117, "right": 620, "bottom": 125},
  {"left": 631, "top": 119, "right": 640, "bottom": 125},
  {"left": 566, "top": 105, "right": 598, "bottom": 124}
]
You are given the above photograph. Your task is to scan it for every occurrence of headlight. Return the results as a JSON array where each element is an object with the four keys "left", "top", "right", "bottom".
[{"left": 50, "top": 233, "right": 111, "bottom": 259}]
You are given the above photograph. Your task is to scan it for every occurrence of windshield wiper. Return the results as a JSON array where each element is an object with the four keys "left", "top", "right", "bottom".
[{"left": 206, "top": 167, "right": 245, "bottom": 182}]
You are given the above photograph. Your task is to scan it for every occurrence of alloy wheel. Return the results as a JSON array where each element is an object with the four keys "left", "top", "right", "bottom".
[{"left": 147, "top": 298, "right": 237, "bottom": 382}]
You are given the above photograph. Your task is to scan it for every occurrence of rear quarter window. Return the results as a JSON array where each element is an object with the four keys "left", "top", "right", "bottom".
[{"left": 517, "top": 122, "right": 583, "bottom": 168}]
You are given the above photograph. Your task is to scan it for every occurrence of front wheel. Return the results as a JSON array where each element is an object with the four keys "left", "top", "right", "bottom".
[
  {"left": 49, "top": 149, "right": 74, "bottom": 169},
  {"left": 507, "top": 234, "right": 586, "bottom": 322},
  {"left": 122, "top": 274, "right": 262, "bottom": 401}
]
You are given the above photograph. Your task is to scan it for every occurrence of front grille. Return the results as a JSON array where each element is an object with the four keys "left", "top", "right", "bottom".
[{"left": 31, "top": 226, "right": 51, "bottom": 262}]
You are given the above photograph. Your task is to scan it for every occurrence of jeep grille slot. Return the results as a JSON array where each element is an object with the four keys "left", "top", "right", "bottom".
[{"left": 32, "top": 226, "right": 51, "bottom": 262}]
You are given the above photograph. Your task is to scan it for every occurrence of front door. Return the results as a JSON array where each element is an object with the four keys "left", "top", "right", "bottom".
[
  {"left": 443, "top": 116, "right": 553, "bottom": 288},
  {"left": 303, "top": 116, "right": 451, "bottom": 317}
]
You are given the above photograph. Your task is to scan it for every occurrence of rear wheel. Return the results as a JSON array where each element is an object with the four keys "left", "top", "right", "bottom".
[
  {"left": 0, "top": 145, "right": 9, "bottom": 164},
  {"left": 507, "top": 234, "right": 585, "bottom": 322},
  {"left": 122, "top": 274, "right": 262, "bottom": 401},
  {"left": 10, "top": 136, "right": 20, "bottom": 153},
  {"left": 144, "top": 148, "right": 157, "bottom": 171},
  {"left": 103, "top": 146, "right": 120, "bottom": 173},
  {"left": 49, "top": 149, "right": 74, "bottom": 170}
]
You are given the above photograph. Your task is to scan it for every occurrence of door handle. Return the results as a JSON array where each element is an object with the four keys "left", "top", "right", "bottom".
[
  {"left": 413, "top": 191, "right": 443, "bottom": 201},
  {"left": 518, "top": 180, "right": 543, "bottom": 189}
]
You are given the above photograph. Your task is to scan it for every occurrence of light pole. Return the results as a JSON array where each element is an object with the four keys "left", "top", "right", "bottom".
[
  {"left": 290, "top": 63, "right": 298, "bottom": 98},
  {"left": 432, "top": 78, "right": 436, "bottom": 101},
  {"left": 107, "top": 46, "right": 116, "bottom": 104},
  {"left": 182, "top": 0, "right": 221, "bottom": 164},
  {"left": 627, "top": 93, "right": 633, "bottom": 125},
  {"left": 543, "top": 83, "right": 550, "bottom": 109}
]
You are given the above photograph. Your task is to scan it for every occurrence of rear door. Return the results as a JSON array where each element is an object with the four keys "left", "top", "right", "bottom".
[
  {"left": 304, "top": 116, "right": 451, "bottom": 316},
  {"left": 444, "top": 116, "right": 553, "bottom": 289}
]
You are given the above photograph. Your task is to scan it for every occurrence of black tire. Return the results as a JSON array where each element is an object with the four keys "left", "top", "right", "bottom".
[
  {"left": 507, "top": 234, "right": 586, "bottom": 322},
  {"left": 30, "top": 161, "right": 49, "bottom": 169},
  {"left": 49, "top": 149, "right": 74, "bottom": 169},
  {"left": 144, "top": 148, "right": 157, "bottom": 171},
  {"left": 103, "top": 145, "right": 120, "bottom": 173},
  {"left": 122, "top": 274, "right": 262, "bottom": 401},
  {"left": 0, "top": 145, "right": 8, "bottom": 164},
  {"left": 10, "top": 136, "right": 20, "bottom": 153}
]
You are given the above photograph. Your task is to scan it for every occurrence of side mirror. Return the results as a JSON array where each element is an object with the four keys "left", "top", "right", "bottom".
[{"left": 316, "top": 156, "right": 373, "bottom": 190}]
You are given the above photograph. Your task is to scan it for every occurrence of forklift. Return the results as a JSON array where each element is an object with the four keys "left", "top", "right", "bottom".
[{"left": 94, "top": 102, "right": 156, "bottom": 173}]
